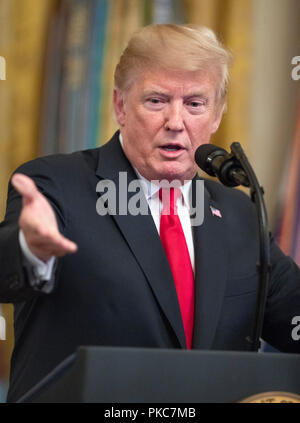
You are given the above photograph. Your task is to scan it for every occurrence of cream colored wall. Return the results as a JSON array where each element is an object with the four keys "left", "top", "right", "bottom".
[{"left": 250, "top": 0, "right": 300, "bottom": 228}]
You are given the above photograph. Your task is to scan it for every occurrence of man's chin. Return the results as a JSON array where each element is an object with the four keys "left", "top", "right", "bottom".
[{"left": 149, "top": 166, "right": 196, "bottom": 184}]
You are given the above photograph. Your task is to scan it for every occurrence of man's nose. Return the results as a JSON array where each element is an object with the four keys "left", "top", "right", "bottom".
[{"left": 164, "top": 103, "right": 185, "bottom": 131}]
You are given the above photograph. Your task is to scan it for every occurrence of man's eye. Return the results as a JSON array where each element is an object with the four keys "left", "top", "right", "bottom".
[
  {"left": 145, "top": 98, "right": 166, "bottom": 109},
  {"left": 186, "top": 100, "right": 207, "bottom": 113},
  {"left": 189, "top": 101, "right": 203, "bottom": 107},
  {"left": 148, "top": 98, "right": 162, "bottom": 104}
]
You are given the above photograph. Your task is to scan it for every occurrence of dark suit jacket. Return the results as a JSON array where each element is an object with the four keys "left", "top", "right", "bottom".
[{"left": 1, "top": 131, "right": 300, "bottom": 402}]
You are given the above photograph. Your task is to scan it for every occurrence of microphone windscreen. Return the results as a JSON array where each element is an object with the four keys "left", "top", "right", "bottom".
[
  {"left": 194, "top": 144, "right": 218, "bottom": 169},
  {"left": 194, "top": 144, "right": 227, "bottom": 174}
]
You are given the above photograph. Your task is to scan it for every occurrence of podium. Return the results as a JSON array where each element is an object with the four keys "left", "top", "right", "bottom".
[{"left": 18, "top": 347, "right": 300, "bottom": 403}]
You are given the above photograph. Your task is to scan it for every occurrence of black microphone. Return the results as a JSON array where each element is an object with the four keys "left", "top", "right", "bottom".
[{"left": 195, "top": 144, "right": 249, "bottom": 187}]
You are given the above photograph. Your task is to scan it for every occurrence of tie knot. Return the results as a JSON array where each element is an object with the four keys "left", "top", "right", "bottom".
[{"left": 159, "top": 187, "right": 182, "bottom": 215}]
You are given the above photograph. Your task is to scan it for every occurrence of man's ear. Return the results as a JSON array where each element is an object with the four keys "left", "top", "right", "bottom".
[
  {"left": 211, "top": 103, "right": 225, "bottom": 134},
  {"left": 113, "top": 89, "right": 126, "bottom": 127}
]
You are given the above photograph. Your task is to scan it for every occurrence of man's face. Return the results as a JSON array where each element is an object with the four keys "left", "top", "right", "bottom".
[{"left": 114, "top": 67, "right": 224, "bottom": 183}]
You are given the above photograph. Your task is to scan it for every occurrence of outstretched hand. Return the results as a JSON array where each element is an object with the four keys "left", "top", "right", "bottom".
[{"left": 12, "top": 173, "right": 78, "bottom": 262}]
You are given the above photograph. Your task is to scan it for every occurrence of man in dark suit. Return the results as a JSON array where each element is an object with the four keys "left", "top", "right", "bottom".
[{"left": 1, "top": 24, "right": 300, "bottom": 402}]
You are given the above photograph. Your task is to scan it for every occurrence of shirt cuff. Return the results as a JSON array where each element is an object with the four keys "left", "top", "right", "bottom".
[{"left": 19, "top": 229, "right": 56, "bottom": 293}]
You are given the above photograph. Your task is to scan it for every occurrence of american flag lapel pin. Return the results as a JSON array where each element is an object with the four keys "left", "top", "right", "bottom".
[{"left": 210, "top": 205, "right": 222, "bottom": 218}]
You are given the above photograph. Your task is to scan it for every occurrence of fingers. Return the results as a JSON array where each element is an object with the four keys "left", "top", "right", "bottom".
[
  {"left": 48, "top": 233, "right": 77, "bottom": 256},
  {"left": 27, "top": 230, "right": 78, "bottom": 262},
  {"left": 56, "top": 235, "right": 78, "bottom": 256},
  {"left": 11, "top": 173, "right": 39, "bottom": 205}
]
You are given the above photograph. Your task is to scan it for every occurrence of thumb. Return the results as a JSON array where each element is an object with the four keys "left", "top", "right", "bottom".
[{"left": 11, "top": 173, "right": 39, "bottom": 205}]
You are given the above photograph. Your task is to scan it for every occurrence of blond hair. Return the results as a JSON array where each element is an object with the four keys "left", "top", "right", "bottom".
[{"left": 114, "top": 24, "right": 232, "bottom": 104}]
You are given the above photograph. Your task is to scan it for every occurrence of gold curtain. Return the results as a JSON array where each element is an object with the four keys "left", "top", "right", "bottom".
[
  {"left": 184, "top": 0, "right": 253, "bottom": 154},
  {"left": 0, "top": 0, "right": 57, "bottom": 218},
  {"left": 98, "top": 0, "right": 144, "bottom": 146},
  {"left": 0, "top": 0, "right": 12, "bottom": 221},
  {"left": 278, "top": 98, "right": 300, "bottom": 264},
  {"left": 0, "top": 0, "right": 57, "bottom": 387}
]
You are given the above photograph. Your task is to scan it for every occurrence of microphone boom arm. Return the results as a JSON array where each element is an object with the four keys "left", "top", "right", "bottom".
[{"left": 230, "top": 142, "right": 271, "bottom": 352}]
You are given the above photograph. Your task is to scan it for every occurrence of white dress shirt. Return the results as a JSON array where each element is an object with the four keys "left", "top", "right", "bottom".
[{"left": 135, "top": 170, "right": 195, "bottom": 273}]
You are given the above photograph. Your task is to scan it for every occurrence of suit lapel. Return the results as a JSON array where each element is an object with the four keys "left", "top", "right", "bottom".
[
  {"left": 192, "top": 177, "right": 228, "bottom": 349},
  {"left": 95, "top": 133, "right": 186, "bottom": 348}
]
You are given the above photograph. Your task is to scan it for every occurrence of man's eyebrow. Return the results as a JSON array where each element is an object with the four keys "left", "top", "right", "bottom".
[
  {"left": 184, "top": 93, "right": 209, "bottom": 99},
  {"left": 142, "top": 90, "right": 170, "bottom": 97},
  {"left": 142, "top": 90, "right": 209, "bottom": 99}
]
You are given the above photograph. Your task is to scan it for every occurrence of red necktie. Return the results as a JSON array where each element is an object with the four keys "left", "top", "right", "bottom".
[{"left": 159, "top": 188, "right": 194, "bottom": 349}]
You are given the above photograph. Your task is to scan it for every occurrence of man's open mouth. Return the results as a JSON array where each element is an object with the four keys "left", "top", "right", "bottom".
[{"left": 160, "top": 144, "right": 184, "bottom": 151}]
